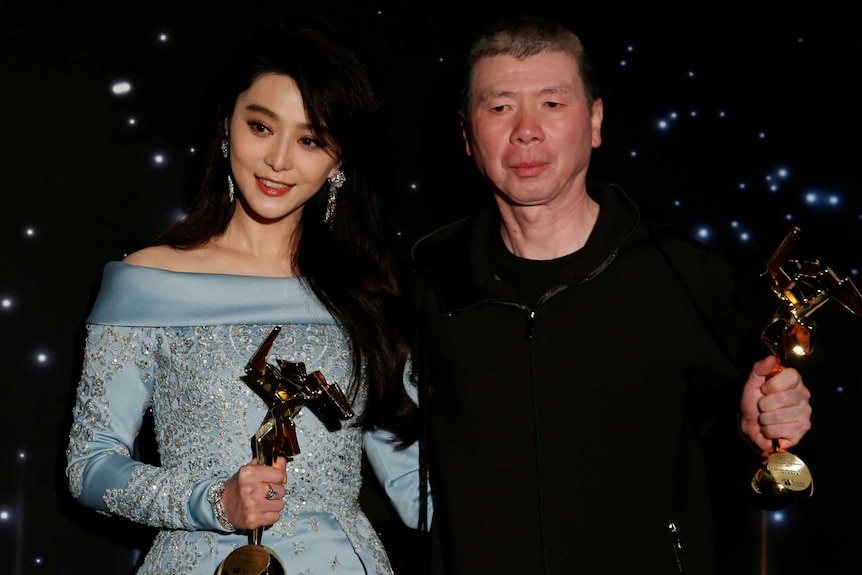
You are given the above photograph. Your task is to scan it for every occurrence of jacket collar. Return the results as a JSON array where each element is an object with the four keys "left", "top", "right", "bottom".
[{"left": 412, "top": 182, "right": 641, "bottom": 315}]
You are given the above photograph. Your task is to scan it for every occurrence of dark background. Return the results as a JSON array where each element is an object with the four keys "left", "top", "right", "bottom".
[{"left": 1, "top": 1, "right": 860, "bottom": 573}]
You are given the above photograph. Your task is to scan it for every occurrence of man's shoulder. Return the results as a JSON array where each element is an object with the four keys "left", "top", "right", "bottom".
[{"left": 411, "top": 206, "right": 496, "bottom": 266}]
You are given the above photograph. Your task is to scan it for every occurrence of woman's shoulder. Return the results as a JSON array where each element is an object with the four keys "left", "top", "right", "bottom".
[{"left": 122, "top": 245, "right": 203, "bottom": 272}]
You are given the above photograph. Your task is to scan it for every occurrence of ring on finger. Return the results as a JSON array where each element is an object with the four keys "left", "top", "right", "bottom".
[{"left": 265, "top": 484, "right": 280, "bottom": 500}]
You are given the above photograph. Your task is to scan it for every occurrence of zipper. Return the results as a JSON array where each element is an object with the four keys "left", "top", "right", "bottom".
[{"left": 668, "top": 520, "right": 686, "bottom": 575}]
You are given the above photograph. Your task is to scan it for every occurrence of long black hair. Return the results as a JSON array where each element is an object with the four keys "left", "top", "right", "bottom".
[{"left": 151, "top": 22, "right": 418, "bottom": 444}]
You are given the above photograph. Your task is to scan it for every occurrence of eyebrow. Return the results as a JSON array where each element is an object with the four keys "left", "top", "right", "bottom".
[
  {"left": 244, "top": 103, "right": 313, "bottom": 130},
  {"left": 479, "top": 84, "right": 573, "bottom": 103}
]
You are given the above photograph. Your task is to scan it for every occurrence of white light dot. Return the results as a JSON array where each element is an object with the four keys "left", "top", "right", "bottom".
[
  {"left": 696, "top": 227, "right": 710, "bottom": 239},
  {"left": 731, "top": 221, "right": 739, "bottom": 228},
  {"left": 619, "top": 59, "right": 628, "bottom": 67},
  {"left": 718, "top": 110, "right": 727, "bottom": 118},
  {"left": 785, "top": 213, "right": 794, "bottom": 221},
  {"left": 127, "top": 117, "right": 137, "bottom": 126},
  {"left": 629, "top": 150, "right": 638, "bottom": 158},
  {"left": 158, "top": 33, "right": 168, "bottom": 42},
  {"left": 1, "top": 298, "right": 11, "bottom": 308},
  {"left": 657, "top": 119, "right": 669, "bottom": 130},
  {"left": 673, "top": 199, "right": 681, "bottom": 207},
  {"left": 687, "top": 70, "right": 695, "bottom": 78},
  {"left": 111, "top": 81, "right": 132, "bottom": 95},
  {"left": 739, "top": 232, "right": 750, "bottom": 242},
  {"left": 758, "top": 132, "right": 767, "bottom": 139},
  {"left": 36, "top": 353, "right": 48, "bottom": 363},
  {"left": 0, "top": 511, "right": 9, "bottom": 520},
  {"left": 738, "top": 182, "right": 747, "bottom": 190},
  {"left": 771, "top": 511, "right": 785, "bottom": 523},
  {"left": 153, "top": 154, "right": 165, "bottom": 164},
  {"left": 24, "top": 227, "right": 36, "bottom": 237},
  {"left": 690, "top": 110, "right": 698, "bottom": 117}
]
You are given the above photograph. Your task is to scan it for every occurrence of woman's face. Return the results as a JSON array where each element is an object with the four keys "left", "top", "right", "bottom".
[{"left": 227, "top": 73, "right": 340, "bottom": 223}]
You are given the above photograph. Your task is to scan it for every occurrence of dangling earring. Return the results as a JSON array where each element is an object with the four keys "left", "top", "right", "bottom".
[
  {"left": 227, "top": 174, "right": 235, "bottom": 202},
  {"left": 324, "top": 170, "right": 346, "bottom": 226},
  {"left": 221, "top": 139, "right": 229, "bottom": 158}
]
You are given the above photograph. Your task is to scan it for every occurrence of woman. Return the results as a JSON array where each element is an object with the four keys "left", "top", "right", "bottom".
[{"left": 66, "top": 22, "right": 423, "bottom": 575}]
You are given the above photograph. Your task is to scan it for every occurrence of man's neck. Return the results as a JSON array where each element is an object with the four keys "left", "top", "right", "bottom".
[{"left": 496, "top": 192, "right": 600, "bottom": 261}]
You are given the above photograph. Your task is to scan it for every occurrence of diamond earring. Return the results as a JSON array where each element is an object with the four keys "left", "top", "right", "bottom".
[{"left": 324, "top": 170, "right": 345, "bottom": 225}]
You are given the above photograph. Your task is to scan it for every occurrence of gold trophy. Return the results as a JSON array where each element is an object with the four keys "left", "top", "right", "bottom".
[
  {"left": 751, "top": 227, "right": 862, "bottom": 496},
  {"left": 216, "top": 326, "right": 355, "bottom": 575}
]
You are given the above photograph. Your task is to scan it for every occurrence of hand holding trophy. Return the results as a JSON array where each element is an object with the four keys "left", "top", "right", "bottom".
[
  {"left": 751, "top": 227, "right": 862, "bottom": 496},
  {"left": 216, "top": 326, "right": 355, "bottom": 575}
]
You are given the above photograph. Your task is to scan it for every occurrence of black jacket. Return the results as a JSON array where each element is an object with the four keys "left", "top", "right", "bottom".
[{"left": 409, "top": 183, "right": 759, "bottom": 574}]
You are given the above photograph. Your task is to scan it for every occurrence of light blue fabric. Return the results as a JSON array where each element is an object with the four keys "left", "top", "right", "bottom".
[{"left": 66, "top": 262, "right": 423, "bottom": 575}]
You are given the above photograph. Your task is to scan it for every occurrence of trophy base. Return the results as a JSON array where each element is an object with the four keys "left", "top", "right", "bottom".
[
  {"left": 750, "top": 450, "right": 813, "bottom": 497},
  {"left": 216, "top": 543, "right": 286, "bottom": 575}
]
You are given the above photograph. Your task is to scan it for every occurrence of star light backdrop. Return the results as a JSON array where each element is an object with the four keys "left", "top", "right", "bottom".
[{"left": 1, "top": 1, "right": 860, "bottom": 573}]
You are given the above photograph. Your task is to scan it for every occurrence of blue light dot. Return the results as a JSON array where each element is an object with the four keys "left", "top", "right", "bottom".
[
  {"left": 718, "top": 111, "right": 727, "bottom": 118},
  {"left": 696, "top": 227, "right": 710, "bottom": 240},
  {"left": 772, "top": 511, "right": 785, "bottom": 523},
  {"left": 785, "top": 213, "right": 794, "bottom": 220},
  {"left": 619, "top": 59, "right": 628, "bottom": 67},
  {"left": 777, "top": 168, "right": 789, "bottom": 178},
  {"left": 836, "top": 385, "right": 845, "bottom": 393},
  {"left": 731, "top": 221, "right": 740, "bottom": 228},
  {"left": 758, "top": 132, "right": 767, "bottom": 139},
  {"left": 687, "top": 70, "right": 695, "bottom": 78},
  {"left": 673, "top": 200, "right": 681, "bottom": 207},
  {"left": 739, "top": 232, "right": 750, "bottom": 242},
  {"left": 657, "top": 119, "right": 669, "bottom": 130},
  {"left": 738, "top": 182, "right": 747, "bottom": 190},
  {"left": 626, "top": 45, "right": 634, "bottom": 52}
]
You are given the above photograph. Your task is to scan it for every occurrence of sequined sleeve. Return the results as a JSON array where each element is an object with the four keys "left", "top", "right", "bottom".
[{"left": 66, "top": 324, "right": 211, "bottom": 530}]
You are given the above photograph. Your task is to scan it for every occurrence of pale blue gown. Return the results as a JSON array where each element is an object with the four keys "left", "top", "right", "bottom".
[{"left": 66, "top": 262, "right": 423, "bottom": 575}]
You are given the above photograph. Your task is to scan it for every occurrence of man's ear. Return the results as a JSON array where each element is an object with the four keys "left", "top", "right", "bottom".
[{"left": 460, "top": 113, "right": 473, "bottom": 157}]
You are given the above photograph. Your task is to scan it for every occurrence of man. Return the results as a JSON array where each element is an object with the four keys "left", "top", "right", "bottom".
[{"left": 408, "top": 15, "right": 812, "bottom": 574}]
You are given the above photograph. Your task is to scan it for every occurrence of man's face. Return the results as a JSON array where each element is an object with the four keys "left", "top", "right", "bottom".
[{"left": 463, "top": 51, "right": 602, "bottom": 208}]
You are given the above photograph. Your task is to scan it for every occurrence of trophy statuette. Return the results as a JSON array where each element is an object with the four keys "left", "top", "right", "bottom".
[
  {"left": 751, "top": 227, "right": 862, "bottom": 496},
  {"left": 216, "top": 326, "right": 355, "bottom": 575}
]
